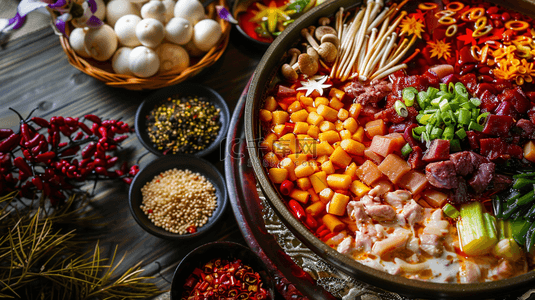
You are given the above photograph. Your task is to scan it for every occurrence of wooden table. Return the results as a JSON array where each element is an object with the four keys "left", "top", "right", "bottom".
[{"left": 0, "top": 25, "right": 280, "bottom": 298}]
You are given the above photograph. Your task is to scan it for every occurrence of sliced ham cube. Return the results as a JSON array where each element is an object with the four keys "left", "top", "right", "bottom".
[
  {"left": 422, "top": 139, "right": 450, "bottom": 162},
  {"left": 425, "top": 160, "right": 458, "bottom": 189},
  {"left": 402, "top": 200, "right": 424, "bottom": 225},
  {"left": 468, "top": 162, "right": 495, "bottom": 194},
  {"left": 449, "top": 151, "right": 474, "bottom": 176}
]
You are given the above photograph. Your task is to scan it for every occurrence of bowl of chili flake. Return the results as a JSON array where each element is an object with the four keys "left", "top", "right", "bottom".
[
  {"left": 170, "top": 241, "right": 275, "bottom": 299},
  {"left": 135, "top": 83, "right": 230, "bottom": 157}
]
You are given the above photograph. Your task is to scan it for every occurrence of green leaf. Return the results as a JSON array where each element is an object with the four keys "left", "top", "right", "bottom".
[{"left": 287, "top": 0, "right": 311, "bottom": 13}]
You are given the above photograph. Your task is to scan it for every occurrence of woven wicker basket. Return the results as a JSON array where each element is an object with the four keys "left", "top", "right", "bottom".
[{"left": 57, "top": 0, "right": 230, "bottom": 90}]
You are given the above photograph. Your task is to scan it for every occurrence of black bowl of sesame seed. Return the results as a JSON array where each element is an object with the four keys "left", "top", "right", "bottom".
[
  {"left": 135, "top": 83, "right": 230, "bottom": 157},
  {"left": 128, "top": 154, "right": 228, "bottom": 240}
]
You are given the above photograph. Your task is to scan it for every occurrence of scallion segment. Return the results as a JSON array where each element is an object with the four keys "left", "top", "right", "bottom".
[
  {"left": 443, "top": 203, "right": 460, "bottom": 219},
  {"left": 457, "top": 202, "right": 498, "bottom": 256},
  {"left": 402, "top": 81, "right": 489, "bottom": 145}
]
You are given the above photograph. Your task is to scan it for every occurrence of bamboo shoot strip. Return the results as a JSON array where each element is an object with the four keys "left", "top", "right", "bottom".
[{"left": 340, "top": 1, "right": 374, "bottom": 81}]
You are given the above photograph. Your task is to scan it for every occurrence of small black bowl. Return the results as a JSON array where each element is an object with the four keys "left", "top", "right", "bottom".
[
  {"left": 170, "top": 241, "right": 276, "bottom": 299},
  {"left": 128, "top": 155, "right": 228, "bottom": 240},
  {"left": 135, "top": 83, "right": 230, "bottom": 157}
]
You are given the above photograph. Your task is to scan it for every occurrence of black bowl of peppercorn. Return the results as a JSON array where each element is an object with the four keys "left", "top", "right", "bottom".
[
  {"left": 128, "top": 154, "right": 228, "bottom": 240},
  {"left": 170, "top": 241, "right": 275, "bottom": 299},
  {"left": 135, "top": 83, "right": 230, "bottom": 157}
]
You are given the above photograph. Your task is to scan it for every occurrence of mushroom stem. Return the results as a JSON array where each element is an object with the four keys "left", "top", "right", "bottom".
[
  {"left": 379, "top": 32, "right": 397, "bottom": 68},
  {"left": 370, "top": 63, "right": 407, "bottom": 80},
  {"left": 340, "top": 1, "right": 374, "bottom": 81},
  {"left": 301, "top": 26, "right": 320, "bottom": 50}
]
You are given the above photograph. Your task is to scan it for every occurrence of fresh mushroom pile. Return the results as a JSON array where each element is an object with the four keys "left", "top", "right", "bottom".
[{"left": 280, "top": 18, "right": 340, "bottom": 81}]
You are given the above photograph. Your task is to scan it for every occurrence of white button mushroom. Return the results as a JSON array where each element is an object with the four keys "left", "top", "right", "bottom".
[
  {"left": 106, "top": 0, "right": 140, "bottom": 27},
  {"left": 69, "top": 27, "right": 91, "bottom": 58},
  {"left": 156, "top": 43, "right": 190, "bottom": 73},
  {"left": 162, "top": 0, "right": 175, "bottom": 23},
  {"left": 136, "top": 18, "right": 165, "bottom": 48},
  {"left": 192, "top": 19, "right": 222, "bottom": 52},
  {"left": 115, "top": 14, "right": 142, "bottom": 47},
  {"left": 174, "top": 0, "right": 205, "bottom": 25},
  {"left": 141, "top": 0, "right": 166, "bottom": 24},
  {"left": 84, "top": 24, "right": 118, "bottom": 61},
  {"left": 112, "top": 47, "right": 134, "bottom": 75},
  {"left": 129, "top": 46, "right": 160, "bottom": 77},
  {"left": 184, "top": 39, "right": 205, "bottom": 57},
  {"left": 165, "top": 17, "right": 192, "bottom": 45}
]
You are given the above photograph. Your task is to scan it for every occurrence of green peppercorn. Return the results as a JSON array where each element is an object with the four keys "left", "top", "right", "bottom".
[{"left": 146, "top": 95, "right": 221, "bottom": 154}]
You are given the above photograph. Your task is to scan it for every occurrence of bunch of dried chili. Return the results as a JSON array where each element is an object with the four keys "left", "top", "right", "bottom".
[{"left": 181, "top": 258, "right": 270, "bottom": 300}]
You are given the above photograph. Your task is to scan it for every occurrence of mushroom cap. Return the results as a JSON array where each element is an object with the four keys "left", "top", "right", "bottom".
[
  {"left": 318, "top": 17, "right": 330, "bottom": 26},
  {"left": 69, "top": 27, "right": 91, "bottom": 58},
  {"left": 156, "top": 43, "right": 190, "bottom": 74},
  {"left": 165, "top": 17, "right": 193, "bottom": 45},
  {"left": 115, "top": 14, "right": 142, "bottom": 47},
  {"left": 317, "top": 41, "right": 337, "bottom": 63},
  {"left": 174, "top": 0, "right": 205, "bottom": 25},
  {"left": 129, "top": 45, "right": 160, "bottom": 77},
  {"left": 306, "top": 46, "right": 319, "bottom": 61},
  {"left": 136, "top": 18, "right": 165, "bottom": 48},
  {"left": 112, "top": 47, "right": 134, "bottom": 75},
  {"left": 193, "top": 19, "right": 222, "bottom": 52},
  {"left": 315, "top": 25, "right": 337, "bottom": 41},
  {"left": 297, "top": 53, "right": 318, "bottom": 76},
  {"left": 106, "top": 0, "right": 140, "bottom": 28},
  {"left": 321, "top": 33, "right": 340, "bottom": 48},
  {"left": 281, "top": 63, "right": 298, "bottom": 81},
  {"left": 141, "top": 1, "right": 167, "bottom": 24}
]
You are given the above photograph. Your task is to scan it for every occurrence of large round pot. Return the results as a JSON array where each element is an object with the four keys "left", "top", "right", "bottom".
[{"left": 244, "top": 0, "right": 535, "bottom": 298}]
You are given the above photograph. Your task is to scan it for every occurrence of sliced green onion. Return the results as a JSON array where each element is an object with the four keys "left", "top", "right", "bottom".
[
  {"left": 441, "top": 110, "right": 454, "bottom": 126},
  {"left": 418, "top": 114, "right": 433, "bottom": 125},
  {"left": 430, "top": 96, "right": 442, "bottom": 107},
  {"left": 431, "top": 127, "right": 443, "bottom": 140},
  {"left": 443, "top": 203, "right": 460, "bottom": 219},
  {"left": 394, "top": 100, "right": 408, "bottom": 117},
  {"left": 427, "top": 87, "right": 439, "bottom": 99},
  {"left": 468, "top": 120, "right": 484, "bottom": 132},
  {"left": 401, "top": 143, "right": 413, "bottom": 156},
  {"left": 455, "top": 82, "right": 469, "bottom": 99},
  {"left": 443, "top": 125, "right": 455, "bottom": 140},
  {"left": 421, "top": 132, "right": 430, "bottom": 142},
  {"left": 477, "top": 112, "right": 490, "bottom": 125},
  {"left": 440, "top": 83, "right": 447, "bottom": 92},
  {"left": 417, "top": 91, "right": 428, "bottom": 109},
  {"left": 403, "top": 87, "right": 418, "bottom": 107},
  {"left": 458, "top": 109, "right": 471, "bottom": 125},
  {"left": 439, "top": 98, "right": 451, "bottom": 111},
  {"left": 470, "top": 97, "right": 482, "bottom": 107},
  {"left": 448, "top": 82, "right": 455, "bottom": 94},
  {"left": 455, "top": 127, "right": 467, "bottom": 139},
  {"left": 423, "top": 108, "right": 438, "bottom": 114},
  {"left": 413, "top": 126, "right": 426, "bottom": 135},
  {"left": 471, "top": 108, "right": 480, "bottom": 120},
  {"left": 450, "top": 138, "right": 462, "bottom": 152}
]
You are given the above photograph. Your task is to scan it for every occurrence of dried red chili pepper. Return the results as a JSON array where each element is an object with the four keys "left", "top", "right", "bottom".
[
  {"left": 0, "top": 129, "right": 14, "bottom": 139},
  {"left": 288, "top": 199, "right": 306, "bottom": 220},
  {"left": 279, "top": 180, "right": 294, "bottom": 195},
  {"left": 84, "top": 114, "right": 101, "bottom": 124},
  {"left": 14, "top": 157, "right": 32, "bottom": 177},
  {"left": 31, "top": 117, "right": 49, "bottom": 128},
  {"left": 0, "top": 133, "right": 21, "bottom": 152}
]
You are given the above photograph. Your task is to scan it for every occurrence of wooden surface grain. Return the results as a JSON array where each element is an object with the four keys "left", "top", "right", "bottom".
[{"left": 0, "top": 25, "right": 266, "bottom": 296}]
